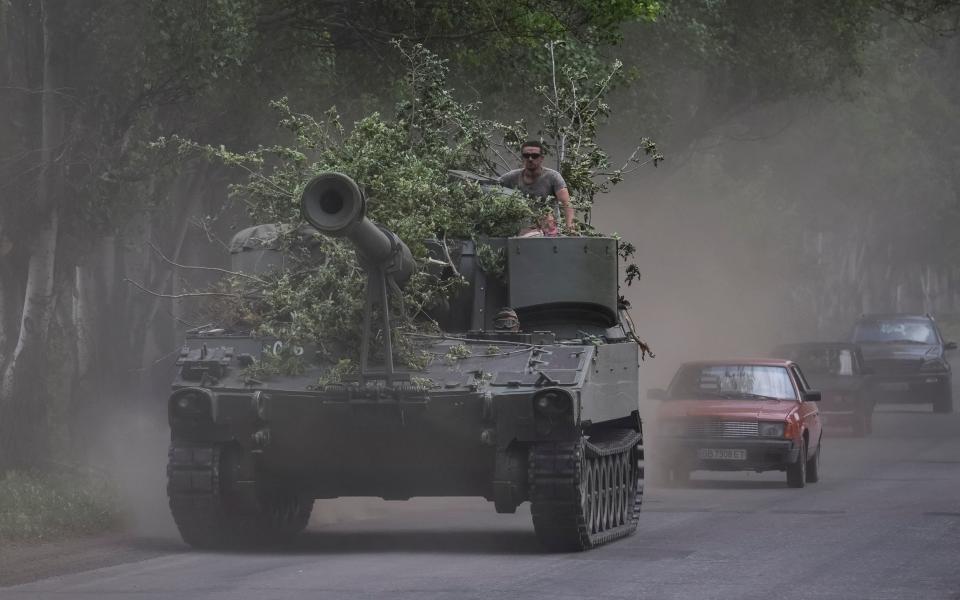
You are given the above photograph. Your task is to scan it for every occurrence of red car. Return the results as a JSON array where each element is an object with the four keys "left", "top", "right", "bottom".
[{"left": 651, "top": 359, "right": 824, "bottom": 488}]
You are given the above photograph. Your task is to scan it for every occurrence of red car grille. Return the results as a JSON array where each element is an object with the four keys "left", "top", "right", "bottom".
[{"left": 685, "top": 420, "right": 758, "bottom": 438}]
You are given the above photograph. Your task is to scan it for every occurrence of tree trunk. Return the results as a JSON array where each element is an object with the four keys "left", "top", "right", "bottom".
[
  {"left": 0, "top": 0, "right": 65, "bottom": 469},
  {"left": 0, "top": 255, "right": 12, "bottom": 370},
  {"left": 136, "top": 169, "right": 205, "bottom": 373},
  {"left": 44, "top": 261, "right": 78, "bottom": 461},
  {"left": 920, "top": 264, "right": 932, "bottom": 314},
  {"left": 0, "top": 209, "right": 59, "bottom": 467},
  {"left": 75, "top": 264, "right": 94, "bottom": 386}
]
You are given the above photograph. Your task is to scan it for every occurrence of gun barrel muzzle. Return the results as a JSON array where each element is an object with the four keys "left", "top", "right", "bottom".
[{"left": 300, "top": 172, "right": 414, "bottom": 285}]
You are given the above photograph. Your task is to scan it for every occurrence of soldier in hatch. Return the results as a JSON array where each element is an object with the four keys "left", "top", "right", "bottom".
[{"left": 499, "top": 141, "right": 574, "bottom": 237}]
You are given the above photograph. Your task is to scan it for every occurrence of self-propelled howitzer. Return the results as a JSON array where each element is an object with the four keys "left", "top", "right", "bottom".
[{"left": 166, "top": 172, "right": 645, "bottom": 552}]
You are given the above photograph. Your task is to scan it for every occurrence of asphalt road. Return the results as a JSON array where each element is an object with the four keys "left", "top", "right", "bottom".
[{"left": 2, "top": 403, "right": 960, "bottom": 600}]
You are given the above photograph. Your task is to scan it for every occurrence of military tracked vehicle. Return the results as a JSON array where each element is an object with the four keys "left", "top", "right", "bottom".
[{"left": 166, "top": 172, "right": 645, "bottom": 552}]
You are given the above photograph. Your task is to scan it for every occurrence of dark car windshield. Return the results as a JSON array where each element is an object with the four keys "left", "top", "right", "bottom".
[
  {"left": 773, "top": 347, "right": 855, "bottom": 376},
  {"left": 669, "top": 365, "right": 797, "bottom": 401},
  {"left": 852, "top": 320, "right": 937, "bottom": 344}
]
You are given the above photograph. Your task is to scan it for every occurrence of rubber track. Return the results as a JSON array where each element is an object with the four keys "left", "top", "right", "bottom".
[
  {"left": 166, "top": 444, "right": 230, "bottom": 548},
  {"left": 529, "top": 429, "right": 643, "bottom": 551},
  {"left": 168, "top": 444, "right": 312, "bottom": 549}
]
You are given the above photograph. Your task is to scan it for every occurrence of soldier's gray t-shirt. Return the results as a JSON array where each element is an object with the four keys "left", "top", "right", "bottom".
[{"left": 498, "top": 168, "right": 567, "bottom": 198}]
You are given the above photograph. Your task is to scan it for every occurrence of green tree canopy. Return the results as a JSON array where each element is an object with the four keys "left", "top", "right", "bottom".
[{"left": 162, "top": 43, "right": 657, "bottom": 369}]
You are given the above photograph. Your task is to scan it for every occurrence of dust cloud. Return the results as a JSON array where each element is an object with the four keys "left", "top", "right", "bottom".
[
  {"left": 87, "top": 406, "right": 177, "bottom": 539},
  {"left": 594, "top": 160, "right": 797, "bottom": 393},
  {"left": 89, "top": 27, "right": 960, "bottom": 536},
  {"left": 589, "top": 82, "right": 960, "bottom": 484}
]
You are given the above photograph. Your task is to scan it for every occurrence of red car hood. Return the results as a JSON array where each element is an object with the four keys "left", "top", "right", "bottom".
[{"left": 657, "top": 399, "right": 797, "bottom": 421}]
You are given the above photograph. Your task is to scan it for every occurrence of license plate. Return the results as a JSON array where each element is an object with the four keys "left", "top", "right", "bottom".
[
  {"left": 698, "top": 448, "right": 746, "bottom": 460},
  {"left": 878, "top": 382, "right": 909, "bottom": 391}
]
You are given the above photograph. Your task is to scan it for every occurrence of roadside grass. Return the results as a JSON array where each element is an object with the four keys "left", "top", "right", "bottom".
[{"left": 0, "top": 469, "right": 122, "bottom": 542}]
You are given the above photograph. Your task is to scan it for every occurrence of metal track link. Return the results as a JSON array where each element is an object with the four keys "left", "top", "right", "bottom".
[
  {"left": 529, "top": 429, "right": 643, "bottom": 552},
  {"left": 166, "top": 444, "right": 230, "bottom": 548},
  {"left": 167, "top": 443, "right": 313, "bottom": 549}
]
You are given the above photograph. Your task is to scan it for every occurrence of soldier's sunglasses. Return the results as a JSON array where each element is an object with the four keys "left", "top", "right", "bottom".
[{"left": 522, "top": 153, "right": 541, "bottom": 159}]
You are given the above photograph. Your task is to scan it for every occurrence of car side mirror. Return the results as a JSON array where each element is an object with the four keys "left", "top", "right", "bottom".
[
  {"left": 945, "top": 341, "right": 957, "bottom": 351},
  {"left": 804, "top": 390, "right": 822, "bottom": 402},
  {"left": 647, "top": 388, "right": 668, "bottom": 401}
]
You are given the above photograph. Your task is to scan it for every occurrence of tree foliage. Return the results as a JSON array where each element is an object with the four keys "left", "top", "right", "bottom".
[
  {"left": 639, "top": 15, "right": 960, "bottom": 339},
  {"left": 602, "top": 0, "right": 960, "bottom": 157},
  {"left": 538, "top": 41, "right": 662, "bottom": 230},
  {"left": 0, "top": 0, "right": 653, "bottom": 468},
  {"left": 164, "top": 42, "right": 657, "bottom": 367},
  {"left": 2, "top": 0, "right": 957, "bottom": 469}
]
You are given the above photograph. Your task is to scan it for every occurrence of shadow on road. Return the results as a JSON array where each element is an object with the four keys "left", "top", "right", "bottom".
[
  {"left": 285, "top": 529, "right": 544, "bottom": 555},
  {"left": 123, "top": 536, "right": 190, "bottom": 553},
  {"left": 137, "top": 530, "right": 545, "bottom": 557},
  {"left": 679, "top": 478, "right": 787, "bottom": 490},
  {"left": 149, "top": 529, "right": 545, "bottom": 556}
]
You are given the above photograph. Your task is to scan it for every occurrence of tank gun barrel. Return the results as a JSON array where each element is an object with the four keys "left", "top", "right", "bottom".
[{"left": 300, "top": 172, "right": 414, "bottom": 285}]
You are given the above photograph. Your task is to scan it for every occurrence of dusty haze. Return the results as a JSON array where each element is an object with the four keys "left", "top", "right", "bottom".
[{"left": 82, "top": 18, "right": 960, "bottom": 535}]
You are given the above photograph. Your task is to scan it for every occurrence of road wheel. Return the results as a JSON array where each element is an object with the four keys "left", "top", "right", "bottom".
[
  {"left": 530, "top": 429, "right": 643, "bottom": 551},
  {"left": 167, "top": 444, "right": 313, "bottom": 549},
  {"left": 256, "top": 492, "right": 313, "bottom": 542},
  {"left": 805, "top": 442, "right": 821, "bottom": 484},
  {"left": 786, "top": 441, "right": 807, "bottom": 488}
]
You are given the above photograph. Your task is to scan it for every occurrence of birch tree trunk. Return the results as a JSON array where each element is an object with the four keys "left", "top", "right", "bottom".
[
  {"left": 75, "top": 264, "right": 94, "bottom": 388},
  {"left": 0, "top": 0, "right": 64, "bottom": 469},
  {"left": 0, "top": 250, "right": 12, "bottom": 369},
  {"left": 135, "top": 169, "right": 205, "bottom": 375},
  {"left": 44, "top": 262, "right": 77, "bottom": 461}
]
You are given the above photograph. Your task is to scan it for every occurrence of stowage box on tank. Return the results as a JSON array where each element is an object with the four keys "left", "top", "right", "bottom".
[{"left": 166, "top": 172, "right": 645, "bottom": 552}]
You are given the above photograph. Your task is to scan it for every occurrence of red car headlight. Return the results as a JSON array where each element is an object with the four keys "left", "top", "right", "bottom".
[{"left": 758, "top": 421, "right": 786, "bottom": 437}]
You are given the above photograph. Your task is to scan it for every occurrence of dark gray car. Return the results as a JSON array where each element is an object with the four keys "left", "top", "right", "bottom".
[{"left": 850, "top": 313, "right": 956, "bottom": 413}]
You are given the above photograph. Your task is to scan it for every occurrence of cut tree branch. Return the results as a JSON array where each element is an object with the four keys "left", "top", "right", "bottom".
[
  {"left": 123, "top": 278, "right": 246, "bottom": 299},
  {"left": 148, "top": 241, "right": 266, "bottom": 283}
]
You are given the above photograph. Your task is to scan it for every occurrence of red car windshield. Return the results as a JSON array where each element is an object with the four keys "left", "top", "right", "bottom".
[{"left": 670, "top": 365, "right": 797, "bottom": 401}]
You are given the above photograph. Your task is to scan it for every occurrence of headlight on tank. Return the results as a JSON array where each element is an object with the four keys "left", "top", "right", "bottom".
[
  {"left": 758, "top": 421, "right": 786, "bottom": 438},
  {"left": 169, "top": 389, "right": 212, "bottom": 421},
  {"left": 532, "top": 388, "right": 573, "bottom": 416}
]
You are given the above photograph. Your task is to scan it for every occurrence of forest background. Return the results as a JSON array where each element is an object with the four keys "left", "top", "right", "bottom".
[{"left": 1, "top": 0, "right": 960, "bottom": 532}]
